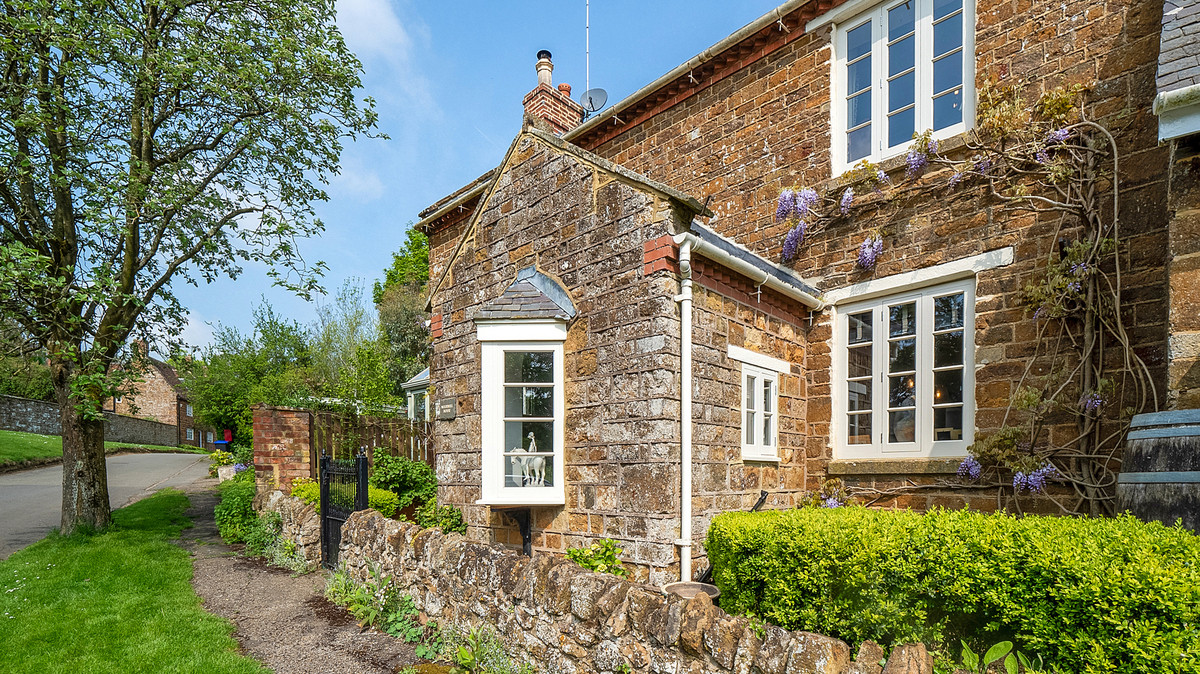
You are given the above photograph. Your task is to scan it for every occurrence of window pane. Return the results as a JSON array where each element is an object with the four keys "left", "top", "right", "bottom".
[
  {"left": 934, "top": 407, "right": 963, "bottom": 441},
  {"left": 848, "top": 380, "right": 872, "bottom": 411},
  {"left": 935, "top": 293, "right": 965, "bottom": 329},
  {"left": 934, "top": 12, "right": 963, "bottom": 56},
  {"left": 933, "top": 88, "right": 963, "bottom": 130},
  {"left": 890, "top": 302, "right": 916, "bottom": 337},
  {"left": 505, "top": 454, "right": 554, "bottom": 488},
  {"left": 889, "top": 375, "right": 916, "bottom": 408},
  {"left": 934, "top": 0, "right": 962, "bottom": 20},
  {"left": 848, "top": 345, "right": 872, "bottom": 378},
  {"left": 505, "top": 385, "right": 553, "bottom": 417},
  {"left": 934, "top": 331, "right": 964, "bottom": 367},
  {"left": 745, "top": 375, "right": 756, "bottom": 411},
  {"left": 762, "top": 379, "right": 773, "bottom": 413},
  {"left": 888, "top": 36, "right": 914, "bottom": 77},
  {"left": 889, "top": 410, "right": 916, "bottom": 443},
  {"left": 848, "top": 58, "right": 872, "bottom": 96},
  {"left": 763, "top": 413, "right": 773, "bottom": 447},
  {"left": 847, "top": 21, "right": 872, "bottom": 61},
  {"left": 414, "top": 394, "right": 426, "bottom": 420},
  {"left": 934, "top": 370, "right": 964, "bottom": 403},
  {"left": 848, "top": 92, "right": 872, "bottom": 130},
  {"left": 504, "top": 352, "right": 553, "bottom": 383},
  {"left": 745, "top": 411, "right": 756, "bottom": 444},
  {"left": 889, "top": 337, "right": 916, "bottom": 372},
  {"left": 888, "top": 1, "right": 914, "bottom": 41},
  {"left": 933, "top": 51, "right": 963, "bottom": 94},
  {"left": 848, "top": 311, "right": 873, "bottom": 344},
  {"left": 848, "top": 124, "right": 872, "bottom": 162},
  {"left": 889, "top": 71, "right": 915, "bottom": 111},
  {"left": 888, "top": 107, "right": 915, "bottom": 148},
  {"left": 848, "top": 413, "right": 872, "bottom": 444},
  {"left": 505, "top": 420, "right": 552, "bottom": 454}
]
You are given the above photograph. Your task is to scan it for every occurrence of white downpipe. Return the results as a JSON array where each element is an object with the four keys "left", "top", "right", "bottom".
[
  {"left": 673, "top": 232, "right": 826, "bottom": 310},
  {"left": 676, "top": 239, "right": 694, "bottom": 582}
]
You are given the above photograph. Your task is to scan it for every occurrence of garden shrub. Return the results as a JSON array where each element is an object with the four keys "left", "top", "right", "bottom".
[
  {"left": 287, "top": 477, "right": 398, "bottom": 518},
  {"left": 565, "top": 538, "right": 629, "bottom": 578},
  {"left": 415, "top": 499, "right": 467, "bottom": 534},
  {"left": 213, "top": 469, "right": 256, "bottom": 543},
  {"left": 706, "top": 506, "right": 1200, "bottom": 674},
  {"left": 370, "top": 453, "right": 437, "bottom": 510}
]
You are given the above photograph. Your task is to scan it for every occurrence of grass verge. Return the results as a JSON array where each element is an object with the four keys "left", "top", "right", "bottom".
[
  {"left": 0, "top": 428, "right": 202, "bottom": 467},
  {"left": 0, "top": 489, "right": 267, "bottom": 674}
]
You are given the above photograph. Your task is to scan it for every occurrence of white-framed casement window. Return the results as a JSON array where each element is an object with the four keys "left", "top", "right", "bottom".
[
  {"left": 407, "top": 390, "right": 428, "bottom": 422},
  {"left": 834, "top": 278, "right": 975, "bottom": 459},
  {"left": 186, "top": 403, "right": 194, "bottom": 417},
  {"left": 830, "top": 0, "right": 974, "bottom": 172},
  {"left": 478, "top": 321, "right": 566, "bottom": 506},
  {"left": 186, "top": 428, "right": 194, "bottom": 441},
  {"left": 728, "top": 345, "right": 791, "bottom": 462},
  {"left": 206, "top": 431, "right": 213, "bottom": 444}
]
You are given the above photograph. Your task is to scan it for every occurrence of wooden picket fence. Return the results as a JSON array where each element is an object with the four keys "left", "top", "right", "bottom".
[{"left": 311, "top": 410, "right": 433, "bottom": 465}]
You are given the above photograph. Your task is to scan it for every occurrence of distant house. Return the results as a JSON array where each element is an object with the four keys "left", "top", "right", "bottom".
[
  {"left": 415, "top": 1, "right": 1186, "bottom": 585},
  {"left": 109, "top": 348, "right": 215, "bottom": 450},
  {"left": 402, "top": 367, "right": 431, "bottom": 422}
]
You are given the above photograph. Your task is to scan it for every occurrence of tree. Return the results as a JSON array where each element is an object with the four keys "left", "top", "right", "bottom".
[
  {"left": 374, "top": 225, "right": 430, "bottom": 390},
  {"left": 372, "top": 226, "right": 429, "bottom": 304},
  {"left": 311, "top": 279, "right": 397, "bottom": 412},
  {"left": 0, "top": 0, "right": 376, "bottom": 533}
]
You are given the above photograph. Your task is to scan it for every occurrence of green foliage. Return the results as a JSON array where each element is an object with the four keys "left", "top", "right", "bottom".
[
  {"left": 373, "top": 227, "right": 430, "bottom": 304},
  {"left": 565, "top": 539, "right": 629, "bottom": 578},
  {"left": 213, "top": 470, "right": 258, "bottom": 543},
  {"left": 311, "top": 280, "right": 400, "bottom": 414},
  {"left": 957, "top": 641, "right": 1041, "bottom": 674},
  {"left": 368, "top": 487, "right": 400, "bottom": 518},
  {"left": 210, "top": 450, "right": 236, "bottom": 467},
  {"left": 706, "top": 506, "right": 1200, "bottom": 673},
  {"left": 445, "top": 625, "right": 536, "bottom": 674},
  {"left": 290, "top": 478, "right": 320, "bottom": 509},
  {"left": 0, "top": 354, "right": 53, "bottom": 401},
  {"left": 371, "top": 454, "right": 437, "bottom": 511},
  {"left": 377, "top": 281, "right": 431, "bottom": 391},
  {"left": 415, "top": 499, "right": 467, "bottom": 534},
  {"left": 325, "top": 565, "right": 442, "bottom": 657}
]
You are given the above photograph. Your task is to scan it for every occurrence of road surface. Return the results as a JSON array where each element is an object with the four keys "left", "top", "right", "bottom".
[{"left": 0, "top": 452, "right": 211, "bottom": 559}]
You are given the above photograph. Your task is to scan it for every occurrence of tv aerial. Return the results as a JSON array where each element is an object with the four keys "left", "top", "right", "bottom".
[{"left": 579, "top": 0, "right": 607, "bottom": 117}]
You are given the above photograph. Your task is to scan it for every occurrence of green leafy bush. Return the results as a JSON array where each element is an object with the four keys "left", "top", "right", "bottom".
[
  {"left": 213, "top": 470, "right": 257, "bottom": 543},
  {"left": 287, "top": 477, "right": 398, "bottom": 518},
  {"left": 370, "top": 453, "right": 437, "bottom": 510},
  {"left": 415, "top": 499, "right": 467, "bottom": 534},
  {"left": 706, "top": 506, "right": 1200, "bottom": 674},
  {"left": 565, "top": 538, "right": 629, "bottom": 578}
]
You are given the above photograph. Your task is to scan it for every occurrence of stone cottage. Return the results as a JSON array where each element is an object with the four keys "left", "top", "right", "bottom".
[
  {"left": 108, "top": 346, "right": 216, "bottom": 450},
  {"left": 416, "top": 0, "right": 1181, "bottom": 584}
]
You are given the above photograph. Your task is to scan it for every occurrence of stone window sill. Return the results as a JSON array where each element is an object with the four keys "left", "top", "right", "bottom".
[{"left": 827, "top": 457, "right": 963, "bottom": 476}]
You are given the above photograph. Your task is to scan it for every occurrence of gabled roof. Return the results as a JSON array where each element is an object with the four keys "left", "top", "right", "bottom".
[
  {"left": 687, "top": 222, "right": 822, "bottom": 299},
  {"left": 677, "top": 221, "right": 825, "bottom": 309},
  {"left": 476, "top": 266, "right": 577, "bottom": 322},
  {"left": 402, "top": 367, "right": 430, "bottom": 391}
]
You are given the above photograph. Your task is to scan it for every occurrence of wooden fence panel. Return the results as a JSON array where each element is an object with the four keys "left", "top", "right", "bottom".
[{"left": 311, "top": 411, "right": 433, "bottom": 467}]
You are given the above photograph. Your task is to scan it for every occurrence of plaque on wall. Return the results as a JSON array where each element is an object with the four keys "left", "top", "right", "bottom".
[{"left": 436, "top": 397, "right": 456, "bottom": 421}]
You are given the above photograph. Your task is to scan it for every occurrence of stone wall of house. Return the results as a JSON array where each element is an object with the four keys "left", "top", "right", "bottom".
[
  {"left": 428, "top": 130, "right": 695, "bottom": 584},
  {"left": 252, "top": 405, "right": 314, "bottom": 492},
  {"left": 257, "top": 490, "right": 322, "bottom": 568},
  {"left": 112, "top": 363, "right": 180, "bottom": 426},
  {"left": 570, "top": 0, "right": 1170, "bottom": 508},
  {"left": 0, "top": 393, "right": 180, "bottom": 447},
  {"left": 1167, "top": 134, "right": 1200, "bottom": 410},
  {"left": 336, "top": 508, "right": 927, "bottom": 674}
]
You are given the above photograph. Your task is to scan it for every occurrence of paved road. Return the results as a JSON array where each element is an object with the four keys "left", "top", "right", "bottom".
[{"left": 0, "top": 453, "right": 211, "bottom": 559}]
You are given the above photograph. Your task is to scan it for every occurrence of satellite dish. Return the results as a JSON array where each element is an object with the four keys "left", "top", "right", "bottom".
[{"left": 579, "top": 88, "right": 608, "bottom": 113}]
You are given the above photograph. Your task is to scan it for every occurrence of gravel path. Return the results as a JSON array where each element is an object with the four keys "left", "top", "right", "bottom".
[{"left": 180, "top": 481, "right": 427, "bottom": 674}]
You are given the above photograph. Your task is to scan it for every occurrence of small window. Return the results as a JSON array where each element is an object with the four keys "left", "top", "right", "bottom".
[
  {"left": 186, "top": 428, "right": 194, "bottom": 441},
  {"left": 115, "top": 395, "right": 122, "bottom": 404},
  {"left": 186, "top": 404, "right": 193, "bottom": 417},
  {"left": 833, "top": 0, "right": 973, "bottom": 171},
  {"left": 206, "top": 431, "right": 213, "bottom": 443},
  {"left": 741, "top": 365, "right": 780, "bottom": 460},
  {"left": 408, "top": 391, "right": 428, "bottom": 422},
  {"left": 835, "top": 278, "right": 975, "bottom": 458}
]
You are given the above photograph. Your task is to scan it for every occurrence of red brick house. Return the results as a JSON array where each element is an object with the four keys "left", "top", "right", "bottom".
[
  {"left": 417, "top": 0, "right": 1182, "bottom": 584},
  {"left": 110, "top": 354, "right": 216, "bottom": 450}
]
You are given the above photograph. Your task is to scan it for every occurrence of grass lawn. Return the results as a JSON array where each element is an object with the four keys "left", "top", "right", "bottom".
[
  {"left": 0, "top": 489, "right": 267, "bottom": 674},
  {"left": 0, "top": 429, "right": 204, "bottom": 466}
]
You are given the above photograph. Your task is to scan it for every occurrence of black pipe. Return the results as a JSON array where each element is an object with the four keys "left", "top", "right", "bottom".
[{"left": 696, "top": 490, "right": 768, "bottom": 583}]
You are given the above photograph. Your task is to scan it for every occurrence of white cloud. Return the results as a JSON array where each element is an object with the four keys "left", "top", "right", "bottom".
[
  {"left": 336, "top": 0, "right": 436, "bottom": 114},
  {"left": 180, "top": 313, "right": 216, "bottom": 351},
  {"left": 331, "top": 157, "right": 386, "bottom": 200}
]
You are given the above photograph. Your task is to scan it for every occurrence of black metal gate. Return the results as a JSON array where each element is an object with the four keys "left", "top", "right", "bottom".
[{"left": 320, "top": 450, "right": 369, "bottom": 569}]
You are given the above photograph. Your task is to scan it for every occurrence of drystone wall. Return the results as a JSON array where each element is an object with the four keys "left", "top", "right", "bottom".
[
  {"left": 0, "top": 393, "right": 179, "bottom": 446},
  {"left": 257, "top": 490, "right": 322, "bottom": 568},
  {"left": 336, "top": 508, "right": 923, "bottom": 674}
]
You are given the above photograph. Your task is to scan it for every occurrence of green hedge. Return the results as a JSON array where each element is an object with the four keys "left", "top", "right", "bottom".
[
  {"left": 706, "top": 506, "right": 1200, "bottom": 674},
  {"left": 214, "top": 470, "right": 257, "bottom": 543},
  {"left": 289, "top": 479, "right": 399, "bottom": 518}
]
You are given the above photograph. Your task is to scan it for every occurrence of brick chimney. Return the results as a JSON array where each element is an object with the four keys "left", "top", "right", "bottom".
[{"left": 522, "top": 50, "right": 585, "bottom": 135}]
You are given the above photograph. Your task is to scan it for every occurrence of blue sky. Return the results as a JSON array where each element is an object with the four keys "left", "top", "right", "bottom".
[{"left": 174, "top": 0, "right": 784, "bottom": 350}]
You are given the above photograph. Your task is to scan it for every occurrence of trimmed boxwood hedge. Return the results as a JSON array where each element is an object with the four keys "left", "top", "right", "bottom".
[
  {"left": 289, "top": 479, "right": 400, "bottom": 518},
  {"left": 706, "top": 506, "right": 1200, "bottom": 673}
]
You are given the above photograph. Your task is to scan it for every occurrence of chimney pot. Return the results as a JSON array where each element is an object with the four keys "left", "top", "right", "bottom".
[
  {"left": 558, "top": 83, "right": 572, "bottom": 96},
  {"left": 536, "top": 50, "right": 553, "bottom": 87}
]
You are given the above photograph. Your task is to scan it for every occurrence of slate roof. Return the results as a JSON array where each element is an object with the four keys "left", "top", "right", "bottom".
[
  {"left": 687, "top": 221, "right": 823, "bottom": 300},
  {"left": 476, "top": 266, "right": 577, "bottom": 321},
  {"left": 1159, "top": 0, "right": 1200, "bottom": 93}
]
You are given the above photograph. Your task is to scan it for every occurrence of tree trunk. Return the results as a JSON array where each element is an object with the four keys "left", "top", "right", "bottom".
[{"left": 53, "top": 358, "right": 111, "bottom": 534}]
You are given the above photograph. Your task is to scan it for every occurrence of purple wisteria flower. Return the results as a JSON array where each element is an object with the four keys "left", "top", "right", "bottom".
[
  {"left": 1032, "top": 305, "right": 1044, "bottom": 321},
  {"left": 905, "top": 150, "right": 928, "bottom": 180},
  {"left": 957, "top": 456, "right": 982, "bottom": 481},
  {"left": 858, "top": 235, "right": 884, "bottom": 269},
  {"left": 1067, "top": 280, "right": 1082, "bottom": 293},
  {"left": 776, "top": 189, "right": 796, "bottom": 222},
  {"left": 233, "top": 463, "right": 249, "bottom": 473},
  {"left": 975, "top": 157, "right": 994, "bottom": 176},
  {"left": 1047, "top": 128, "right": 1071, "bottom": 144},
  {"left": 821, "top": 496, "right": 845, "bottom": 508},
  {"left": 1070, "top": 261, "right": 1088, "bottom": 275},
  {"left": 1026, "top": 463, "right": 1058, "bottom": 492},
  {"left": 876, "top": 169, "right": 890, "bottom": 185},
  {"left": 948, "top": 171, "right": 965, "bottom": 188},
  {"left": 782, "top": 224, "right": 805, "bottom": 261},
  {"left": 1079, "top": 391, "right": 1105, "bottom": 412},
  {"left": 1035, "top": 148, "right": 1050, "bottom": 164},
  {"left": 797, "top": 187, "right": 820, "bottom": 218},
  {"left": 840, "top": 188, "right": 854, "bottom": 215},
  {"left": 927, "top": 138, "right": 940, "bottom": 154}
]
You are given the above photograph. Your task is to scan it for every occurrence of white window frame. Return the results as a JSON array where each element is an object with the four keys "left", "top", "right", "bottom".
[
  {"left": 827, "top": 0, "right": 975, "bottom": 174},
  {"left": 186, "top": 428, "right": 194, "bottom": 441},
  {"left": 832, "top": 277, "right": 975, "bottom": 460},
  {"left": 407, "top": 390, "right": 429, "bottom": 422},
  {"left": 186, "top": 403, "right": 193, "bottom": 417},
  {"left": 206, "top": 431, "right": 213, "bottom": 443},
  {"left": 740, "top": 364, "right": 780, "bottom": 461},
  {"left": 728, "top": 345, "right": 791, "bottom": 462},
  {"left": 477, "top": 320, "right": 566, "bottom": 506}
]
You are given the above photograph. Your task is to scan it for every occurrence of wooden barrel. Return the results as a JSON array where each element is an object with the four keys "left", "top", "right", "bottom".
[{"left": 1117, "top": 410, "right": 1200, "bottom": 532}]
